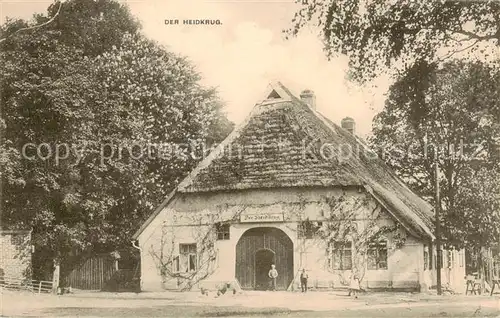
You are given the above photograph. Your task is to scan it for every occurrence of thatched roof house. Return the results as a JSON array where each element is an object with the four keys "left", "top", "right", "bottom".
[{"left": 133, "top": 82, "right": 463, "bottom": 293}]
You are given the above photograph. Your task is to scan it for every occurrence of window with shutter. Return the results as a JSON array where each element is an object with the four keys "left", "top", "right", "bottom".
[{"left": 172, "top": 255, "right": 180, "bottom": 272}]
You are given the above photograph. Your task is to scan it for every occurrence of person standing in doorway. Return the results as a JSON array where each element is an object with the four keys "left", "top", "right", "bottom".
[
  {"left": 300, "top": 269, "right": 309, "bottom": 292},
  {"left": 268, "top": 264, "right": 278, "bottom": 291}
]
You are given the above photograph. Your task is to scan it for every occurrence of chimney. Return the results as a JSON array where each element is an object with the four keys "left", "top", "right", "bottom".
[
  {"left": 300, "top": 89, "right": 316, "bottom": 110},
  {"left": 341, "top": 117, "right": 356, "bottom": 135}
]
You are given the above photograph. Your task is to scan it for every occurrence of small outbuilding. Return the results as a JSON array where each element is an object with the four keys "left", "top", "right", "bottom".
[{"left": 0, "top": 229, "right": 32, "bottom": 282}]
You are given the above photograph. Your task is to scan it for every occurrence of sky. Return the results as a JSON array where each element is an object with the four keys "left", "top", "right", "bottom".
[{"left": 0, "top": 0, "right": 392, "bottom": 137}]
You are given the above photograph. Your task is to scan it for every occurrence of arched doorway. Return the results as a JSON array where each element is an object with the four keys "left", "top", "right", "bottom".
[
  {"left": 235, "top": 227, "right": 293, "bottom": 290},
  {"left": 255, "top": 249, "right": 275, "bottom": 290}
]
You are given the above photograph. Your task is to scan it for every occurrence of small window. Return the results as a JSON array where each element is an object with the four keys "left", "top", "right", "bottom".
[
  {"left": 424, "top": 245, "right": 432, "bottom": 270},
  {"left": 267, "top": 89, "right": 281, "bottom": 99},
  {"left": 367, "top": 241, "right": 388, "bottom": 270},
  {"left": 429, "top": 247, "right": 433, "bottom": 270},
  {"left": 179, "top": 243, "right": 197, "bottom": 272},
  {"left": 330, "top": 241, "right": 352, "bottom": 270},
  {"left": 424, "top": 248, "right": 429, "bottom": 271},
  {"left": 447, "top": 250, "right": 453, "bottom": 268},
  {"left": 215, "top": 223, "right": 230, "bottom": 240},
  {"left": 298, "top": 220, "right": 322, "bottom": 239}
]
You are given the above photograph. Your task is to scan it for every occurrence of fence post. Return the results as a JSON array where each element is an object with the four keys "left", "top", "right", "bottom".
[
  {"left": 38, "top": 281, "right": 42, "bottom": 294},
  {"left": 52, "top": 260, "right": 60, "bottom": 294}
]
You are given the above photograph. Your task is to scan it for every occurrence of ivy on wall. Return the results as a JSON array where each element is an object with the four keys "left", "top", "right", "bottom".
[
  {"left": 308, "top": 192, "right": 407, "bottom": 285},
  {"left": 148, "top": 190, "right": 408, "bottom": 290}
]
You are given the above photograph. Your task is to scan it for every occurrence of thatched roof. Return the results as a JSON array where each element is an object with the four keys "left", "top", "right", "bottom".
[{"left": 133, "top": 82, "right": 435, "bottom": 240}]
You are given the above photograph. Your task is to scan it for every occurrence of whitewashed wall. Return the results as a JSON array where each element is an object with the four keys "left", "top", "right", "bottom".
[{"left": 138, "top": 187, "right": 439, "bottom": 292}]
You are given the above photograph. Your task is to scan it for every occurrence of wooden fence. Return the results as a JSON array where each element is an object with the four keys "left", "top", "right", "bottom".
[
  {"left": 64, "top": 255, "right": 117, "bottom": 290},
  {"left": 0, "top": 276, "right": 53, "bottom": 293}
]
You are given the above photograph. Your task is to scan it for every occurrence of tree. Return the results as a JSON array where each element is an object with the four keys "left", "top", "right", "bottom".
[
  {"left": 370, "top": 59, "right": 500, "bottom": 256},
  {"left": 447, "top": 166, "right": 500, "bottom": 273},
  {"left": 0, "top": 0, "right": 140, "bottom": 55},
  {"left": 45, "top": 0, "right": 141, "bottom": 56},
  {"left": 0, "top": 0, "right": 233, "bottom": 280},
  {"left": 288, "top": 0, "right": 500, "bottom": 82},
  {"left": 0, "top": 26, "right": 101, "bottom": 277},
  {"left": 0, "top": 1, "right": 62, "bottom": 44},
  {"left": 87, "top": 32, "right": 233, "bottom": 249}
]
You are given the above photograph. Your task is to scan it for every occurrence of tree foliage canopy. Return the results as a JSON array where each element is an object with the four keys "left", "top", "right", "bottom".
[
  {"left": 370, "top": 59, "right": 500, "bottom": 251},
  {"left": 0, "top": 0, "right": 233, "bottom": 278},
  {"left": 288, "top": 0, "right": 500, "bottom": 82}
]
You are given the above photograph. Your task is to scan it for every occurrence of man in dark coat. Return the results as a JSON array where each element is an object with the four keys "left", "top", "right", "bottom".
[{"left": 300, "top": 269, "right": 308, "bottom": 292}]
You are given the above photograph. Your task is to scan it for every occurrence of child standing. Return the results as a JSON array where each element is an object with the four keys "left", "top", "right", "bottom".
[
  {"left": 268, "top": 264, "right": 278, "bottom": 291},
  {"left": 348, "top": 273, "right": 360, "bottom": 298}
]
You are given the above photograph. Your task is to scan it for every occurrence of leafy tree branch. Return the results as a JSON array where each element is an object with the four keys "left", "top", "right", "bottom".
[
  {"left": 287, "top": 0, "right": 500, "bottom": 82},
  {"left": 0, "top": 1, "right": 62, "bottom": 44}
]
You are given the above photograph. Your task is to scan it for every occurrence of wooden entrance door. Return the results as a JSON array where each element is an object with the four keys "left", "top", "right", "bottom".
[
  {"left": 255, "top": 249, "right": 275, "bottom": 290},
  {"left": 235, "top": 227, "right": 293, "bottom": 290}
]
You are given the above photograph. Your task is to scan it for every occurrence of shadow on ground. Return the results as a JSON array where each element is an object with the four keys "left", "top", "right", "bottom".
[
  {"left": 40, "top": 305, "right": 302, "bottom": 317},
  {"left": 39, "top": 304, "right": 500, "bottom": 318}
]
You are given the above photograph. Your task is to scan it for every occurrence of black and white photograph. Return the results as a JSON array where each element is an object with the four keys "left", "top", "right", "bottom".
[{"left": 1, "top": 0, "right": 499, "bottom": 317}]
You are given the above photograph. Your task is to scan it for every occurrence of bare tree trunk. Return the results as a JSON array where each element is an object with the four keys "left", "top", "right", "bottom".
[
  {"left": 479, "top": 247, "right": 486, "bottom": 294},
  {"left": 485, "top": 248, "right": 494, "bottom": 292}
]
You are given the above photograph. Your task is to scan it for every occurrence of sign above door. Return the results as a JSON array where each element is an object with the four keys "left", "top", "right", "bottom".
[{"left": 240, "top": 213, "right": 284, "bottom": 223}]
